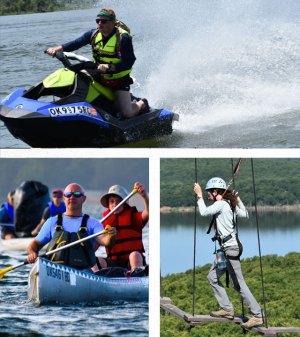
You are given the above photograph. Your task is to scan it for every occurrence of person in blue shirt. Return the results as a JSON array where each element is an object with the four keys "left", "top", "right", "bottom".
[
  {"left": 46, "top": 8, "right": 149, "bottom": 119},
  {"left": 31, "top": 189, "right": 66, "bottom": 236},
  {"left": 0, "top": 190, "right": 15, "bottom": 240},
  {"left": 27, "top": 183, "right": 116, "bottom": 270}
]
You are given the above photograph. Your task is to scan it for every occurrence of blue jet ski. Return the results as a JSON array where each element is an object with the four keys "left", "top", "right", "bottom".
[{"left": 0, "top": 52, "right": 179, "bottom": 147}]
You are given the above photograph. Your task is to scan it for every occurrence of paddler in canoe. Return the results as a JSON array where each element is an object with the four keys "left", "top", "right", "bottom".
[
  {"left": 1, "top": 181, "right": 51, "bottom": 240},
  {"left": 0, "top": 190, "right": 15, "bottom": 239},
  {"left": 27, "top": 183, "right": 117, "bottom": 271},
  {"left": 93, "top": 182, "right": 149, "bottom": 276},
  {"left": 31, "top": 188, "right": 66, "bottom": 236}
]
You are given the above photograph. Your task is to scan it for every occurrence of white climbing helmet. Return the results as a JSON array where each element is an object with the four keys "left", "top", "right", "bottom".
[{"left": 205, "top": 177, "right": 227, "bottom": 190}]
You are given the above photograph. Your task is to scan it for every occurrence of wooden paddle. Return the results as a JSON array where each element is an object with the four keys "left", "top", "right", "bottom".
[{"left": 0, "top": 188, "right": 137, "bottom": 280}]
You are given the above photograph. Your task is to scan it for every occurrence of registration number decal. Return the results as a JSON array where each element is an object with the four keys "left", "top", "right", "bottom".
[
  {"left": 49, "top": 106, "right": 97, "bottom": 117},
  {"left": 46, "top": 265, "right": 70, "bottom": 283}
]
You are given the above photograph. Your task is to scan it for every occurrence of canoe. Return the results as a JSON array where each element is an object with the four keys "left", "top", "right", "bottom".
[
  {"left": 0, "top": 237, "right": 32, "bottom": 251},
  {"left": 0, "top": 236, "right": 47, "bottom": 252},
  {"left": 28, "top": 258, "right": 149, "bottom": 305}
]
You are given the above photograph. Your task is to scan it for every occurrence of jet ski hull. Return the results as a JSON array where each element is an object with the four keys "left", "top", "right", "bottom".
[{"left": 0, "top": 91, "right": 178, "bottom": 147}]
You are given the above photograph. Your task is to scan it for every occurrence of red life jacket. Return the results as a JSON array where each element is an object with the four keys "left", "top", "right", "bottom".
[{"left": 102, "top": 206, "right": 145, "bottom": 264}]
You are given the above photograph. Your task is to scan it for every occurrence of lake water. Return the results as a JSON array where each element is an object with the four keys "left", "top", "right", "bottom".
[
  {"left": 160, "top": 211, "right": 300, "bottom": 276},
  {"left": 1, "top": 1, "right": 300, "bottom": 148},
  {"left": 0, "top": 197, "right": 149, "bottom": 337}
]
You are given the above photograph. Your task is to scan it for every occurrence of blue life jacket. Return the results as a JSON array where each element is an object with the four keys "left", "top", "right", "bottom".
[
  {"left": 0, "top": 202, "right": 14, "bottom": 224},
  {"left": 48, "top": 201, "right": 66, "bottom": 217}
]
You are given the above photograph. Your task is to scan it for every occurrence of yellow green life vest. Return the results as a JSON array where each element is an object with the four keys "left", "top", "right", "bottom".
[{"left": 91, "top": 27, "right": 132, "bottom": 80}]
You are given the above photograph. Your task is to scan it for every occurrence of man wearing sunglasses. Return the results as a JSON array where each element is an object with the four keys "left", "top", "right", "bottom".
[
  {"left": 27, "top": 183, "right": 116, "bottom": 270},
  {"left": 31, "top": 189, "right": 66, "bottom": 236},
  {"left": 46, "top": 8, "right": 148, "bottom": 119}
]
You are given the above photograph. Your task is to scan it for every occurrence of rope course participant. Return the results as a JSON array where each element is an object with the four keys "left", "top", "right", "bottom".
[{"left": 193, "top": 159, "right": 263, "bottom": 329}]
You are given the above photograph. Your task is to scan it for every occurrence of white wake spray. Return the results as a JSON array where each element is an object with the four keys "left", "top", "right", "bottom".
[{"left": 111, "top": 0, "right": 300, "bottom": 131}]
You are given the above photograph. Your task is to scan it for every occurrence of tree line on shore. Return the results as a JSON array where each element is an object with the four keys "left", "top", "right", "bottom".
[
  {"left": 161, "top": 158, "right": 300, "bottom": 207},
  {"left": 0, "top": 0, "right": 97, "bottom": 15}
]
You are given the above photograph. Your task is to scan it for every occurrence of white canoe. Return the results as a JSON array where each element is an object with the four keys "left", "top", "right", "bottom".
[
  {"left": 28, "top": 258, "right": 149, "bottom": 305},
  {"left": 0, "top": 237, "right": 32, "bottom": 251}
]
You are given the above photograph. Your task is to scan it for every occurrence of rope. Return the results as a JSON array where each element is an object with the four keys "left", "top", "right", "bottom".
[
  {"left": 192, "top": 158, "right": 198, "bottom": 316},
  {"left": 231, "top": 159, "right": 246, "bottom": 334},
  {"left": 251, "top": 159, "right": 268, "bottom": 328}
]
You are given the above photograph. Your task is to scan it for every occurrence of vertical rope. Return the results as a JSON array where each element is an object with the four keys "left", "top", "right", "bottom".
[
  {"left": 192, "top": 158, "right": 198, "bottom": 316},
  {"left": 251, "top": 159, "right": 268, "bottom": 328},
  {"left": 231, "top": 159, "right": 246, "bottom": 334}
]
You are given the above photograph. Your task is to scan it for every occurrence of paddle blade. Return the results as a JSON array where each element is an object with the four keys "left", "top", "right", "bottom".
[
  {"left": 0, "top": 265, "right": 14, "bottom": 280},
  {"left": 0, "top": 260, "right": 28, "bottom": 280}
]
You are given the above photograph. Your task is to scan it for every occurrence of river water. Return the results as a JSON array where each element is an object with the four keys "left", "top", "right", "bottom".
[
  {"left": 0, "top": 200, "right": 149, "bottom": 337},
  {"left": 161, "top": 211, "right": 300, "bottom": 276},
  {"left": 1, "top": 0, "right": 300, "bottom": 148}
]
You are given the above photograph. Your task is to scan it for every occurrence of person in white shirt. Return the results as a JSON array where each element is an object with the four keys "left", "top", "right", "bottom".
[{"left": 194, "top": 177, "right": 263, "bottom": 329}]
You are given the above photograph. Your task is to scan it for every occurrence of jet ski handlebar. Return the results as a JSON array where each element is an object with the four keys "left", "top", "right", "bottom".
[
  {"left": 44, "top": 50, "right": 91, "bottom": 68},
  {"left": 62, "top": 52, "right": 91, "bottom": 63}
]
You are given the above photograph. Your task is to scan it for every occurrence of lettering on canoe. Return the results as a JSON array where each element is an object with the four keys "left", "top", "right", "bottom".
[{"left": 46, "top": 265, "right": 70, "bottom": 283}]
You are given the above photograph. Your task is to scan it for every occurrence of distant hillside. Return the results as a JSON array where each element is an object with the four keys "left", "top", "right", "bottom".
[
  {"left": 0, "top": 158, "right": 148, "bottom": 203},
  {"left": 161, "top": 158, "right": 300, "bottom": 207},
  {"left": 0, "top": 0, "right": 97, "bottom": 15}
]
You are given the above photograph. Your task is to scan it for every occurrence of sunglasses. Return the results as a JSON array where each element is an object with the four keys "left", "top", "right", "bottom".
[
  {"left": 64, "top": 191, "right": 84, "bottom": 198},
  {"left": 52, "top": 194, "right": 62, "bottom": 198},
  {"left": 96, "top": 18, "right": 111, "bottom": 24}
]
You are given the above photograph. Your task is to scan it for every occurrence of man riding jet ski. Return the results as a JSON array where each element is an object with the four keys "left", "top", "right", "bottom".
[
  {"left": 0, "top": 8, "right": 178, "bottom": 147},
  {"left": 46, "top": 7, "right": 148, "bottom": 119}
]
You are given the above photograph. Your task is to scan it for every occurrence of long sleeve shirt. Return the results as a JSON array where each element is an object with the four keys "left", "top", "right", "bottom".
[
  {"left": 197, "top": 198, "right": 249, "bottom": 247},
  {"left": 62, "top": 29, "right": 136, "bottom": 74}
]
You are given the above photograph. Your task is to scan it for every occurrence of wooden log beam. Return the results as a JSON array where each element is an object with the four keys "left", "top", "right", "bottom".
[
  {"left": 160, "top": 298, "right": 246, "bottom": 325},
  {"left": 184, "top": 313, "right": 245, "bottom": 326},
  {"left": 253, "top": 326, "right": 300, "bottom": 336},
  {"left": 160, "top": 298, "right": 300, "bottom": 335}
]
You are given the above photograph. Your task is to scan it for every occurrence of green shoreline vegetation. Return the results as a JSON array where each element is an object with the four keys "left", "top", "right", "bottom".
[
  {"left": 161, "top": 252, "right": 300, "bottom": 337},
  {"left": 161, "top": 159, "right": 300, "bottom": 208},
  {"left": 0, "top": 0, "right": 97, "bottom": 16}
]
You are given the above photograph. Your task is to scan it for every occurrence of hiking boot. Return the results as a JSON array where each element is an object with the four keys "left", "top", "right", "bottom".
[
  {"left": 240, "top": 316, "right": 263, "bottom": 329},
  {"left": 140, "top": 98, "right": 150, "bottom": 113},
  {"left": 210, "top": 309, "right": 234, "bottom": 320}
]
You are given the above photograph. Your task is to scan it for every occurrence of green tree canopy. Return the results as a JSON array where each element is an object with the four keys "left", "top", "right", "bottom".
[{"left": 161, "top": 159, "right": 300, "bottom": 207}]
